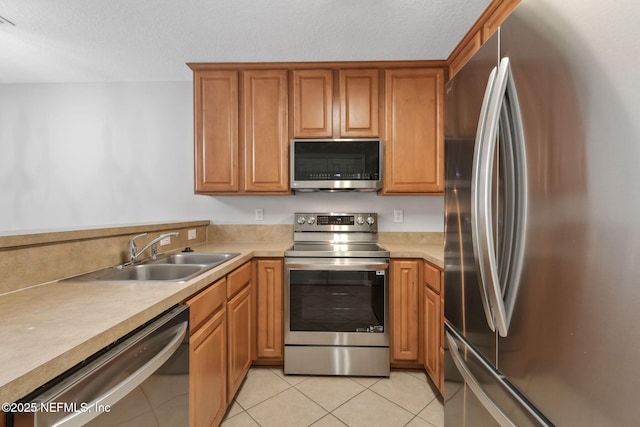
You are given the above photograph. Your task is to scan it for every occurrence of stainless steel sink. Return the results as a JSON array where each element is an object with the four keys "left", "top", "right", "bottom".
[
  {"left": 94, "top": 264, "right": 207, "bottom": 282},
  {"left": 152, "top": 252, "right": 240, "bottom": 267},
  {"left": 65, "top": 252, "right": 241, "bottom": 283}
]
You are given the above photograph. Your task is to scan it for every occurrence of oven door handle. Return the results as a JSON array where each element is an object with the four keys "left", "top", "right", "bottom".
[{"left": 285, "top": 259, "right": 389, "bottom": 271}]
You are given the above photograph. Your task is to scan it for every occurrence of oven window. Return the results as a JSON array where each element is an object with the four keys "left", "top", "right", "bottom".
[{"left": 289, "top": 270, "right": 385, "bottom": 332}]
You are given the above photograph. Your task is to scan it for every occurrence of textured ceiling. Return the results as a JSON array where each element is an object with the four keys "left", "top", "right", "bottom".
[{"left": 0, "top": 0, "right": 491, "bottom": 83}]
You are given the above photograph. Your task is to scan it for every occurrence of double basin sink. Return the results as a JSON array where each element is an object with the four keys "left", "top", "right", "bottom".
[{"left": 70, "top": 252, "right": 240, "bottom": 283}]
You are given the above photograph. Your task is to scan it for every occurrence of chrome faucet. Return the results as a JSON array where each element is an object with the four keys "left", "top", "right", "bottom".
[{"left": 129, "top": 232, "right": 180, "bottom": 263}]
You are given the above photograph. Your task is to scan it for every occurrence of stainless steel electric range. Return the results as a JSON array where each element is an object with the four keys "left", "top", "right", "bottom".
[{"left": 284, "top": 212, "right": 390, "bottom": 377}]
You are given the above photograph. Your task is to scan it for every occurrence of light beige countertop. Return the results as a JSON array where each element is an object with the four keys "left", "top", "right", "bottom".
[{"left": 0, "top": 240, "right": 443, "bottom": 404}]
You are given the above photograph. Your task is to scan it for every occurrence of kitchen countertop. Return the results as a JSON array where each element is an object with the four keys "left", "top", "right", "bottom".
[{"left": 0, "top": 241, "right": 443, "bottom": 404}]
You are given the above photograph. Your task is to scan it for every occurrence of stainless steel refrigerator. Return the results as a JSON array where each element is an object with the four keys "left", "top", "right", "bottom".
[{"left": 444, "top": 0, "right": 640, "bottom": 425}]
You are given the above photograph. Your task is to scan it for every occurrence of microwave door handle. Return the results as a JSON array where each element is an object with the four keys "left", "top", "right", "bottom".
[
  {"left": 51, "top": 322, "right": 187, "bottom": 427},
  {"left": 446, "top": 331, "right": 517, "bottom": 427},
  {"left": 471, "top": 65, "right": 499, "bottom": 332}
]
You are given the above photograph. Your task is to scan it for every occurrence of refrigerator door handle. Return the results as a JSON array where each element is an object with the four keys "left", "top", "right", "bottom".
[
  {"left": 475, "top": 57, "right": 528, "bottom": 337},
  {"left": 446, "top": 331, "right": 517, "bottom": 427},
  {"left": 471, "top": 65, "right": 499, "bottom": 332}
]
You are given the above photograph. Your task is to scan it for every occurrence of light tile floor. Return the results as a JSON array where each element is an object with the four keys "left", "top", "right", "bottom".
[{"left": 221, "top": 368, "right": 443, "bottom": 427}]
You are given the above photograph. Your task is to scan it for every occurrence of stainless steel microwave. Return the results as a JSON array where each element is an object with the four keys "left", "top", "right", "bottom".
[{"left": 290, "top": 138, "right": 383, "bottom": 192}]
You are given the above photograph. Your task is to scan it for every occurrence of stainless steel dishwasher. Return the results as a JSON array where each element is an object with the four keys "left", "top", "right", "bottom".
[{"left": 8, "top": 305, "right": 189, "bottom": 427}]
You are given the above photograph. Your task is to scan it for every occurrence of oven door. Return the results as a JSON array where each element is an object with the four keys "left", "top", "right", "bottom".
[{"left": 284, "top": 257, "right": 389, "bottom": 347}]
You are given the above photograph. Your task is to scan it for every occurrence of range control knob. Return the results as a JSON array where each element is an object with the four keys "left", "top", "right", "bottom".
[
  {"left": 307, "top": 216, "right": 316, "bottom": 225},
  {"left": 366, "top": 216, "right": 376, "bottom": 226},
  {"left": 296, "top": 216, "right": 306, "bottom": 225},
  {"left": 356, "top": 216, "right": 365, "bottom": 225}
]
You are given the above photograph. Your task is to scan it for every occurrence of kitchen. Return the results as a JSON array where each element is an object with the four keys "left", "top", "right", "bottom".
[{"left": 2, "top": 0, "right": 640, "bottom": 426}]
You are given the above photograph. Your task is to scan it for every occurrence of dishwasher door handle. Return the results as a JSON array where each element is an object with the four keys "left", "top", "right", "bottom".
[{"left": 52, "top": 321, "right": 187, "bottom": 427}]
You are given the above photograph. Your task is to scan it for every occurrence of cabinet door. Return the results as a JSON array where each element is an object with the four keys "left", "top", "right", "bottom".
[
  {"left": 293, "top": 69, "right": 334, "bottom": 138},
  {"left": 255, "top": 259, "right": 284, "bottom": 361},
  {"left": 243, "top": 70, "right": 289, "bottom": 193},
  {"left": 190, "top": 307, "right": 226, "bottom": 427},
  {"left": 339, "top": 69, "right": 379, "bottom": 137},
  {"left": 227, "top": 284, "right": 252, "bottom": 402},
  {"left": 424, "top": 285, "right": 441, "bottom": 387},
  {"left": 383, "top": 68, "right": 444, "bottom": 194},
  {"left": 390, "top": 260, "right": 422, "bottom": 363},
  {"left": 194, "top": 70, "right": 239, "bottom": 193}
]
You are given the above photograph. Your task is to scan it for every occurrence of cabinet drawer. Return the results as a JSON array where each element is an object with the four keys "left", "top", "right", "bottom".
[
  {"left": 423, "top": 261, "right": 441, "bottom": 294},
  {"left": 227, "top": 261, "right": 252, "bottom": 299},
  {"left": 186, "top": 277, "right": 227, "bottom": 332}
]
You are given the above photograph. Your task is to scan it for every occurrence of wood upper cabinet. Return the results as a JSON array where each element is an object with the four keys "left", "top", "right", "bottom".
[
  {"left": 293, "top": 69, "right": 333, "bottom": 138},
  {"left": 186, "top": 278, "right": 227, "bottom": 427},
  {"left": 447, "top": 0, "right": 521, "bottom": 79},
  {"left": 192, "top": 68, "right": 289, "bottom": 194},
  {"left": 390, "top": 259, "right": 423, "bottom": 363},
  {"left": 193, "top": 70, "right": 239, "bottom": 193},
  {"left": 383, "top": 68, "right": 444, "bottom": 194},
  {"left": 254, "top": 258, "right": 284, "bottom": 362},
  {"left": 448, "top": 30, "right": 482, "bottom": 79},
  {"left": 243, "top": 70, "right": 289, "bottom": 192},
  {"left": 339, "top": 69, "right": 379, "bottom": 137},
  {"left": 293, "top": 68, "right": 379, "bottom": 138},
  {"left": 226, "top": 262, "right": 253, "bottom": 402},
  {"left": 481, "top": 0, "right": 520, "bottom": 42}
]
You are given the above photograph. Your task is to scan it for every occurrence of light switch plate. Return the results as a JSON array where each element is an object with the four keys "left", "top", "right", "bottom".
[
  {"left": 188, "top": 229, "right": 196, "bottom": 240},
  {"left": 160, "top": 236, "right": 171, "bottom": 246}
]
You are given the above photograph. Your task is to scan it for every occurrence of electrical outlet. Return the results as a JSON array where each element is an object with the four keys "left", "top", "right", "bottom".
[
  {"left": 188, "top": 229, "right": 196, "bottom": 240},
  {"left": 393, "top": 209, "right": 404, "bottom": 223},
  {"left": 255, "top": 208, "right": 264, "bottom": 221},
  {"left": 160, "top": 236, "right": 171, "bottom": 246}
]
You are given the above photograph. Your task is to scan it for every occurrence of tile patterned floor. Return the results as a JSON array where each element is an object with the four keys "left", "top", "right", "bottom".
[{"left": 221, "top": 368, "right": 443, "bottom": 427}]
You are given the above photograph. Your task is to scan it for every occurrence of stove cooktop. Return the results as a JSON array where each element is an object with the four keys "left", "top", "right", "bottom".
[{"left": 284, "top": 242, "right": 389, "bottom": 258}]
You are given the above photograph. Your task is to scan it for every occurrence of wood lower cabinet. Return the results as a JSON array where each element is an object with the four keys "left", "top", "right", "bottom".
[
  {"left": 423, "top": 261, "right": 444, "bottom": 394},
  {"left": 390, "top": 259, "right": 423, "bottom": 364},
  {"left": 254, "top": 258, "right": 284, "bottom": 362},
  {"left": 383, "top": 68, "right": 444, "bottom": 194},
  {"left": 226, "top": 262, "right": 253, "bottom": 402},
  {"left": 186, "top": 278, "right": 227, "bottom": 427}
]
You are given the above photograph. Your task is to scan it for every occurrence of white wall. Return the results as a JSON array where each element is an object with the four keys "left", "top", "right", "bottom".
[{"left": 0, "top": 82, "right": 443, "bottom": 234}]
